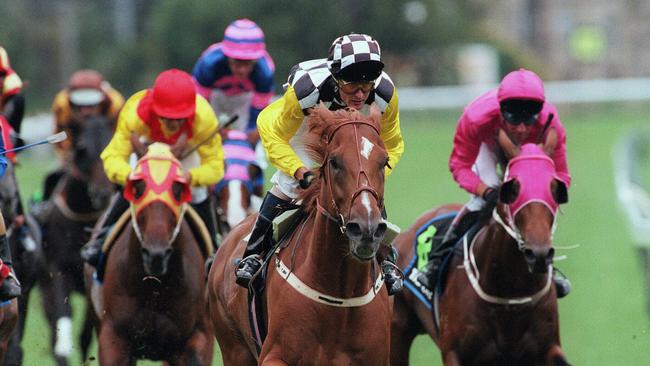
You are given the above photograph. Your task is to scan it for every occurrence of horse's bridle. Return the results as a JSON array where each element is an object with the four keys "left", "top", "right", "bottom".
[{"left": 316, "top": 120, "right": 385, "bottom": 234}]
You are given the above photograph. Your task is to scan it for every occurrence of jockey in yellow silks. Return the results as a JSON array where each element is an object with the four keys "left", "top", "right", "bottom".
[
  {"left": 234, "top": 33, "right": 406, "bottom": 295},
  {"left": 80, "top": 69, "right": 224, "bottom": 268}
]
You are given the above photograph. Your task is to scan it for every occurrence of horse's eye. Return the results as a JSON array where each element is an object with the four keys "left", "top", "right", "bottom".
[
  {"left": 133, "top": 180, "right": 146, "bottom": 199},
  {"left": 329, "top": 157, "right": 340, "bottom": 171},
  {"left": 172, "top": 182, "right": 185, "bottom": 202}
]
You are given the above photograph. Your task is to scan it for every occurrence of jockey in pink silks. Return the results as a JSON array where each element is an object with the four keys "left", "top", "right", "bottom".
[
  {"left": 419, "top": 68, "right": 573, "bottom": 298},
  {"left": 192, "top": 18, "right": 273, "bottom": 200}
]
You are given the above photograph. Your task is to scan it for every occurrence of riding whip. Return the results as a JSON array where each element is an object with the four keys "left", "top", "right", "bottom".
[
  {"left": 179, "top": 115, "right": 239, "bottom": 159},
  {"left": 0, "top": 131, "right": 68, "bottom": 155}
]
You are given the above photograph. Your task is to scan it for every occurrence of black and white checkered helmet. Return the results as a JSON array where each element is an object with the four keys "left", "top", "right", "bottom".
[{"left": 327, "top": 33, "right": 384, "bottom": 82}]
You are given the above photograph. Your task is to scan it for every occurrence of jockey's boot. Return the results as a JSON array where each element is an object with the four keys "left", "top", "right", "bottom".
[
  {"left": 0, "top": 234, "right": 21, "bottom": 301},
  {"left": 80, "top": 195, "right": 129, "bottom": 267},
  {"left": 235, "top": 191, "right": 290, "bottom": 287},
  {"left": 190, "top": 198, "right": 219, "bottom": 273},
  {"left": 379, "top": 246, "right": 404, "bottom": 296},
  {"left": 418, "top": 210, "right": 481, "bottom": 290},
  {"left": 553, "top": 267, "right": 571, "bottom": 298}
]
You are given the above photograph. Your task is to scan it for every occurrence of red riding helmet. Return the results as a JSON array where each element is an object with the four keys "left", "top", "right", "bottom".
[{"left": 152, "top": 69, "right": 196, "bottom": 119}]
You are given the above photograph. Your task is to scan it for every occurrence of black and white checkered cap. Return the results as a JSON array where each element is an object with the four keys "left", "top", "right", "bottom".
[{"left": 327, "top": 34, "right": 382, "bottom": 75}]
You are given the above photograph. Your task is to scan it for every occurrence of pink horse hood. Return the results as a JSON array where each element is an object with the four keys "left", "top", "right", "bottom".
[{"left": 504, "top": 144, "right": 565, "bottom": 216}]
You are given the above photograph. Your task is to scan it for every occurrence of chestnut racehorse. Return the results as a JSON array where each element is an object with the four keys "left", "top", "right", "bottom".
[
  {"left": 86, "top": 143, "right": 213, "bottom": 365},
  {"left": 391, "top": 143, "right": 570, "bottom": 366},
  {"left": 209, "top": 105, "right": 392, "bottom": 365}
]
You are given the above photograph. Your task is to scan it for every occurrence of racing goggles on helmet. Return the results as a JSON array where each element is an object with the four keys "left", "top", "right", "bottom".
[
  {"left": 500, "top": 99, "right": 543, "bottom": 126},
  {"left": 335, "top": 78, "right": 375, "bottom": 94}
]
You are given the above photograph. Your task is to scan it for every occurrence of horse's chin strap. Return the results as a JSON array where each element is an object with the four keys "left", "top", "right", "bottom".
[
  {"left": 492, "top": 208, "right": 525, "bottom": 250},
  {"left": 130, "top": 203, "right": 187, "bottom": 246},
  {"left": 463, "top": 233, "right": 553, "bottom": 306},
  {"left": 274, "top": 255, "right": 384, "bottom": 307}
]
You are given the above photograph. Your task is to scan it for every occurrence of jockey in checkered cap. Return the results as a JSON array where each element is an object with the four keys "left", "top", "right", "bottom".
[{"left": 235, "top": 33, "right": 406, "bottom": 295}]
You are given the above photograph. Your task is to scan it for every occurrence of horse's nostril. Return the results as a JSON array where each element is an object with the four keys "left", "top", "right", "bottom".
[
  {"left": 345, "top": 222, "right": 362, "bottom": 238},
  {"left": 374, "top": 222, "right": 387, "bottom": 239},
  {"left": 547, "top": 247, "right": 555, "bottom": 260},
  {"left": 524, "top": 248, "right": 536, "bottom": 262}
]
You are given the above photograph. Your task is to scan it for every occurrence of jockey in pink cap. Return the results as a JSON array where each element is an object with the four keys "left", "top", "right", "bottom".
[
  {"left": 192, "top": 18, "right": 274, "bottom": 201},
  {"left": 192, "top": 19, "right": 274, "bottom": 141},
  {"left": 418, "top": 68, "right": 573, "bottom": 298}
]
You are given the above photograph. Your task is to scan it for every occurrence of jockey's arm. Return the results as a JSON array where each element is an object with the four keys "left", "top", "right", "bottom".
[
  {"left": 257, "top": 85, "right": 306, "bottom": 178},
  {"left": 448, "top": 113, "right": 484, "bottom": 195},
  {"left": 380, "top": 88, "right": 404, "bottom": 177},
  {"left": 0, "top": 125, "right": 7, "bottom": 178},
  {"left": 188, "top": 97, "right": 225, "bottom": 187},
  {"left": 101, "top": 91, "right": 148, "bottom": 186}
]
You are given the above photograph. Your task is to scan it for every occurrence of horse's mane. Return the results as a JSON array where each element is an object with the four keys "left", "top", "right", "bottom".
[{"left": 298, "top": 103, "right": 382, "bottom": 213}]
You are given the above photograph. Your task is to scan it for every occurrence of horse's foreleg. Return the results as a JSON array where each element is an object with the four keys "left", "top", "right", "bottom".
[
  {"left": 390, "top": 296, "right": 422, "bottom": 366},
  {"left": 39, "top": 271, "right": 73, "bottom": 364},
  {"left": 545, "top": 345, "right": 570, "bottom": 366},
  {"left": 442, "top": 350, "right": 461, "bottom": 366},
  {"left": 98, "top": 323, "right": 132, "bottom": 366},
  {"left": 174, "top": 328, "right": 214, "bottom": 366}
]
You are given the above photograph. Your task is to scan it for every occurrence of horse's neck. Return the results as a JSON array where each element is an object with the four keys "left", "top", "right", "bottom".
[
  {"left": 291, "top": 213, "right": 375, "bottom": 297},
  {"left": 61, "top": 176, "right": 93, "bottom": 212},
  {"left": 474, "top": 222, "right": 543, "bottom": 293}
]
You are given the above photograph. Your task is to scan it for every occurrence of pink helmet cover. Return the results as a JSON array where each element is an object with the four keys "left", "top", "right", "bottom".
[{"left": 222, "top": 19, "right": 266, "bottom": 60}]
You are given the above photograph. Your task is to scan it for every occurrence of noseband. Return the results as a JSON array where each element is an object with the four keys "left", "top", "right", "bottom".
[{"left": 316, "top": 120, "right": 384, "bottom": 233}]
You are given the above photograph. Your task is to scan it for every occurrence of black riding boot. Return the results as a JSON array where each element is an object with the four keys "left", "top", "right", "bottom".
[
  {"left": 190, "top": 198, "right": 219, "bottom": 273},
  {"left": 80, "top": 195, "right": 129, "bottom": 267},
  {"left": 418, "top": 210, "right": 481, "bottom": 290},
  {"left": 0, "top": 234, "right": 21, "bottom": 301},
  {"left": 379, "top": 246, "right": 404, "bottom": 296},
  {"left": 553, "top": 267, "right": 571, "bottom": 298},
  {"left": 235, "top": 191, "right": 290, "bottom": 287}
]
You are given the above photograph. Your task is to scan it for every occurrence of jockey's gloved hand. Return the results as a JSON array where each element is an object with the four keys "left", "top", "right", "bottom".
[
  {"left": 299, "top": 171, "right": 315, "bottom": 189},
  {"left": 482, "top": 187, "right": 499, "bottom": 205}
]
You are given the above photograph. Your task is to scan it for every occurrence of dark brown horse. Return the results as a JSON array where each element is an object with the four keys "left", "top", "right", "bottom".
[
  {"left": 209, "top": 105, "right": 392, "bottom": 365},
  {"left": 0, "top": 159, "right": 45, "bottom": 366},
  {"left": 39, "top": 115, "right": 114, "bottom": 366},
  {"left": 391, "top": 143, "right": 570, "bottom": 366},
  {"left": 0, "top": 297, "right": 18, "bottom": 365},
  {"left": 85, "top": 143, "right": 213, "bottom": 365}
]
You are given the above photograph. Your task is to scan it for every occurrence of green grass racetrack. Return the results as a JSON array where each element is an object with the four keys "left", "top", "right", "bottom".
[{"left": 14, "top": 102, "right": 650, "bottom": 365}]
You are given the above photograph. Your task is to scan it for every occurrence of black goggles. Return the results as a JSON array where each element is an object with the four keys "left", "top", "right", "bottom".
[{"left": 501, "top": 110, "right": 539, "bottom": 126}]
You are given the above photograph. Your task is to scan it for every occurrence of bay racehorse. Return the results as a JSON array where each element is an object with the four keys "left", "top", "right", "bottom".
[
  {"left": 0, "top": 159, "right": 45, "bottom": 366},
  {"left": 209, "top": 105, "right": 392, "bottom": 365},
  {"left": 0, "top": 118, "right": 45, "bottom": 366},
  {"left": 213, "top": 129, "right": 263, "bottom": 236},
  {"left": 85, "top": 143, "right": 213, "bottom": 365},
  {"left": 39, "top": 115, "right": 114, "bottom": 366},
  {"left": 390, "top": 142, "right": 570, "bottom": 366}
]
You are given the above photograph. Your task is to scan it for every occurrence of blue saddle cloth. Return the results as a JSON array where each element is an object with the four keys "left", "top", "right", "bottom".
[{"left": 402, "top": 212, "right": 458, "bottom": 310}]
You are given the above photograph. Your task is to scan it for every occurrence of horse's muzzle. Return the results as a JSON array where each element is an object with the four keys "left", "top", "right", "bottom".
[
  {"left": 141, "top": 247, "right": 173, "bottom": 277},
  {"left": 346, "top": 220, "right": 387, "bottom": 261},
  {"left": 523, "top": 245, "right": 554, "bottom": 273}
]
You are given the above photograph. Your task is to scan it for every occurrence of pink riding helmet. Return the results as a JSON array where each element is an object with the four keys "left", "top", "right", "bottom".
[{"left": 221, "top": 19, "right": 266, "bottom": 60}]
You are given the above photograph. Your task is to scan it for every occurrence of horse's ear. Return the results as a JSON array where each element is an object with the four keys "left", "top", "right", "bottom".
[
  {"left": 551, "top": 178, "right": 568, "bottom": 204},
  {"left": 130, "top": 132, "right": 146, "bottom": 158},
  {"left": 541, "top": 128, "right": 558, "bottom": 157},
  {"left": 499, "top": 179, "right": 520, "bottom": 204},
  {"left": 498, "top": 129, "right": 520, "bottom": 160},
  {"left": 171, "top": 132, "right": 189, "bottom": 159}
]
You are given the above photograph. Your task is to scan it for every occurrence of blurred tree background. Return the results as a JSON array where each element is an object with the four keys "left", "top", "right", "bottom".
[{"left": 0, "top": 0, "right": 497, "bottom": 112}]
